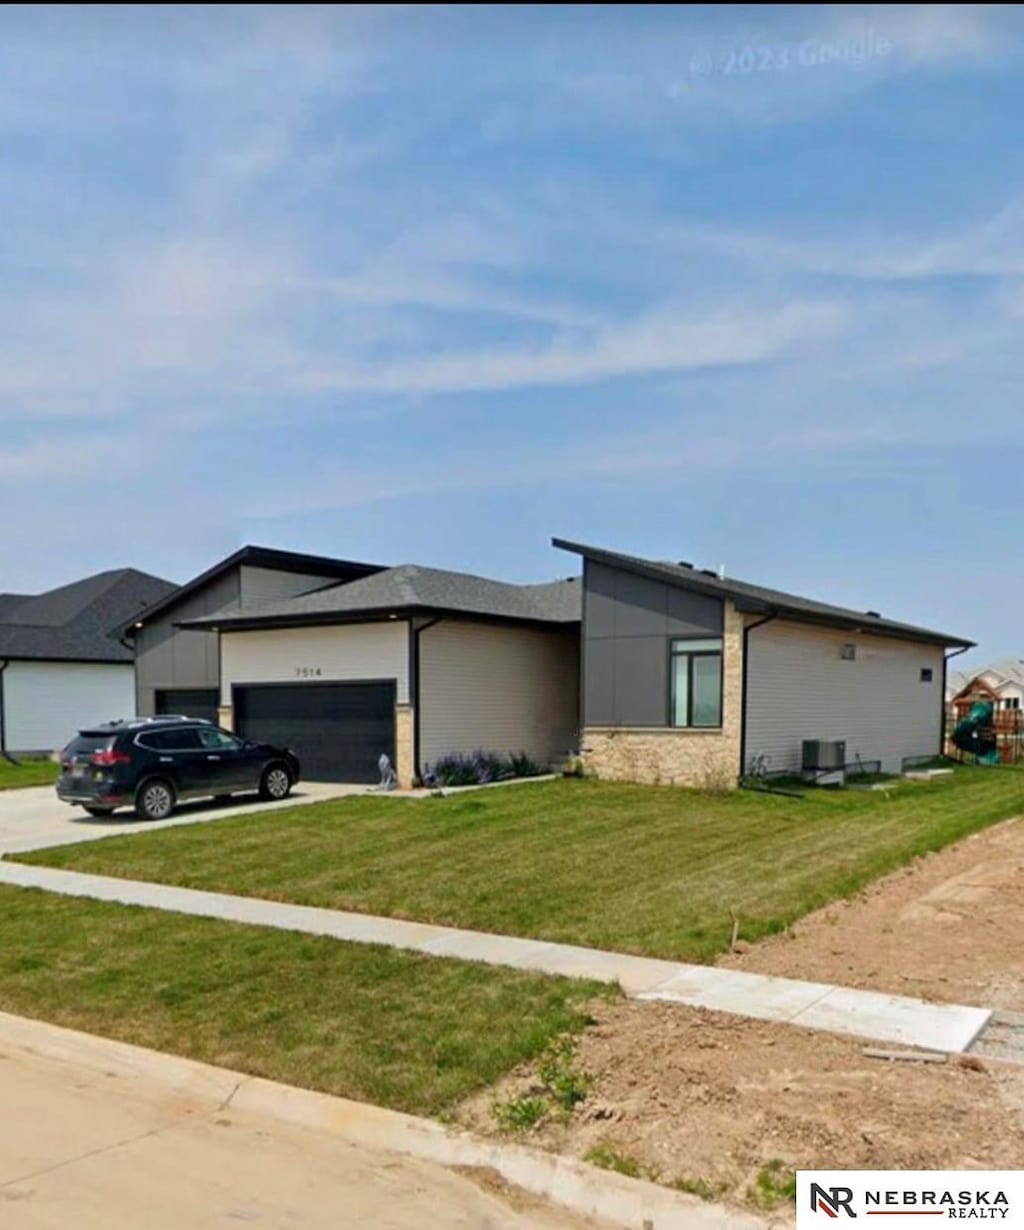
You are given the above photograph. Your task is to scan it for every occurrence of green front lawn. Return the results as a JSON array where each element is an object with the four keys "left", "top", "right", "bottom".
[
  {"left": 0, "top": 757, "right": 58, "bottom": 790},
  {"left": 0, "top": 886, "right": 604, "bottom": 1116},
  {"left": 17, "top": 768, "right": 1024, "bottom": 962}
]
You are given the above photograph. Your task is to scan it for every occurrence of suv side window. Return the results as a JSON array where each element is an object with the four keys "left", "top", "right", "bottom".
[
  {"left": 197, "top": 728, "right": 243, "bottom": 752},
  {"left": 141, "top": 728, "right": 203, "bottom": 752}
]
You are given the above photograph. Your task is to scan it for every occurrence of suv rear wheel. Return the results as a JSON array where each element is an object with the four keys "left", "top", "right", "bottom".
[
  {"left": 135, "top": 778, "right": 175, "bottom": 821},
  {"left": 259, "top": 763, "right": 292, "bottom": 801}
]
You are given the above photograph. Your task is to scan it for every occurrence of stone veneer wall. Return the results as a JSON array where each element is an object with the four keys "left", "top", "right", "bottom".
[
  {"left": 581, "top": 601, "right": 744, "bottom": 788},
  {"left": 394, "top": 702, "right": 415, "bottom": 789}
]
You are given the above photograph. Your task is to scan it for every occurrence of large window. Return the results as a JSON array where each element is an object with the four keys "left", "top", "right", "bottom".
[{"left": 670, "top": 638, "right": 723, "bottom": 728}]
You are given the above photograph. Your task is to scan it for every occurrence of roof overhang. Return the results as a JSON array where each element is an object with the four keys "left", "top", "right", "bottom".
[
  {"left": 179, "top": 605, "right": 580, "bottom": 635},
  {"left": 553, "top": 537, "right": 975, "bottom": 651}
]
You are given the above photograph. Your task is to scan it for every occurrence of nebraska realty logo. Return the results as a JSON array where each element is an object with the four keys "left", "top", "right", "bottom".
[{"left": 797, "top": 1173, "right": 1024, "bottom": 1227}]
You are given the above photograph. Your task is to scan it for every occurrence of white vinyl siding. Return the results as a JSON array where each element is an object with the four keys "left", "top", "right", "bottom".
[
  {"left": 220, "top": 622, "right": 409, "bottom": 705},
  {"left": 744, "top": 620, "right": 945, "bottom": 775},
  {"left": 3, "top": 661, "right": 135, "bottom": 754},
  {"left": 419, "top": 621, "right": 578, "bottom": 768},
  {"left": 238, "top": 567, "right": 339, "bottom": 609}
]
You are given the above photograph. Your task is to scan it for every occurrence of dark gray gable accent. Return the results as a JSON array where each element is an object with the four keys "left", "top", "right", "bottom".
[{"left": 582, "top": 560, "right": 724, "bottom": 727}]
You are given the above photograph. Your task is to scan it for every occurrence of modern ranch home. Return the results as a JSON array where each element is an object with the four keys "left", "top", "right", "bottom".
[
  {"left": 124, "top": 538, "right": 971, "bottom": 790},
  {"left": 554, "top": 539, "right": 972, "bottom": 787}
]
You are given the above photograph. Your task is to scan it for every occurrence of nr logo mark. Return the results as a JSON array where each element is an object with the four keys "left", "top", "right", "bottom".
[{"left": 810, "top": 1183, "right": 856, "bottom": 1219}]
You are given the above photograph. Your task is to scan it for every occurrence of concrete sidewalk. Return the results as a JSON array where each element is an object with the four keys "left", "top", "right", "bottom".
[{"left": 0, "top": 859, "right": 990, "bottom": 1053}]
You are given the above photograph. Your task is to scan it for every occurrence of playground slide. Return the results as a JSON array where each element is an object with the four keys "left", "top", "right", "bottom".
[{"left": 952, "top": 700, "right": 1001, "bottom": 764}]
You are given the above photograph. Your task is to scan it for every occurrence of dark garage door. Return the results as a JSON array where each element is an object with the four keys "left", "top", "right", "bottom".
[
  {"left": 155, "top": 688, "right": 220, "bottom": 725},
  {"left": 233, "top": 681, "right": 396, "bottom": 783}
]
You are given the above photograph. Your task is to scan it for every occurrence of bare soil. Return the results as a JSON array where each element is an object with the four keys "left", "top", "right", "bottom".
[
  {"left": 459, "top": 815, "right": 1024, "bottom": 1218},
  {"left": 717, "top": 814, "right": 1024, "bottom": 1013}
]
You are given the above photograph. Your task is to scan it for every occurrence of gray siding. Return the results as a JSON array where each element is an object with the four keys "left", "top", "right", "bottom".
[
  {"left": 744, "top": 620, "right": 945, "bottom": 775},
  {"left": 419, "top": 620, "right": 579, "bottom": 767},
  {"left": 239, "top": 566, "right": 337, "bottom": 608},
  {"left": 134, "top": 570, "right": 239, "bottom": 714},
  {"left": 583, "top": 561, "right": 723, "bottom": 727}
]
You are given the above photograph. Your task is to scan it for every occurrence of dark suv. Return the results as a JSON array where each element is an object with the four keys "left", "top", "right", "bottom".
[{"left": 57, "top": 717, "right": 301, "bottom": 820}]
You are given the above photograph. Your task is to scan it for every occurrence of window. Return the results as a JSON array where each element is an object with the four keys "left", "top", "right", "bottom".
[
  {"left": 198, "top": 727, "right": 243, "bottom": 751},
  {"left": 670, "top": 638, "right": 723, "bottom": 728},
  {"left": 840, "top": 643, "right": 857, "bottom": 661},
  {"left": 138, "top": 729, "right": 203, "bottom": 752},
  {"left": 920, "top": 668, "right": 933, "bottom": 683},
  {"left": 1005, "top": 697, "right": 1021, "bottom": 711}
]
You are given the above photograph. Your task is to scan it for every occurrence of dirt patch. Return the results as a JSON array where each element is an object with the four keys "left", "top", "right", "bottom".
[
  {"left": 458, "top": 1000, "right": 1024, "bottom": 1216},
  {"left": 718, "top": 814, "right": 1024, "bottom": 1012},
  {"left": 460, "top": 816, "right": 1024, "bottom": 1215}
]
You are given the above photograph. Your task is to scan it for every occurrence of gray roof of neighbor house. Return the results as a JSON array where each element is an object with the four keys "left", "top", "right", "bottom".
[
  {"left": 183, "top": 564, "right": 582, "bottom": 630},
  {"left": 126, "top": 545, "right": 384, "bottom": 634},
  {"left": 554, "top": 538, "right": 974, "bottom": 649},
  {"left": 0, "top": 569, "right": 176, "bottom": 663},
  {"left": 950, "top": 661, "right": 1024, "bottom": 697}
]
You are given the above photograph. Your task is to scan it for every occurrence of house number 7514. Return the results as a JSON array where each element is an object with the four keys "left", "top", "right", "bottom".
[{"left": 295, "top": 666, "right": 322, "bottom": 678}]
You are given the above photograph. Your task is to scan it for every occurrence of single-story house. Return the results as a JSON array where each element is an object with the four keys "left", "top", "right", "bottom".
[
  {"left": 126, "top": 545, "right": 383, "bottom": 724},
  {"left": 181, "top": 563, "right": 581, "bottom": 786},
  {"left": 554, "top": 538, "right": 974, "bottom": 785},
  {"left": 0, "top": 568, "right": 175, "bottom": 755}
]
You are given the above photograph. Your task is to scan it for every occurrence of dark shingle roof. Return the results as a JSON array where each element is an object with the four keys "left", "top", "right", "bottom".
[
  {"left": 0, "top": 569, "right": 176, "bottom": 662},
  {"left": 0, "top": 594, "right": 30, "bottom": 620},
  {"left": 184, "top": 564, "right": 581, "bottom": 630},
  {"left": 553, "top": 539, "right": 973, "bottom": 649}
]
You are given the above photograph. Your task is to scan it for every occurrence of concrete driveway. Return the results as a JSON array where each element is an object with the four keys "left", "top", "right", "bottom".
[
  {"left": 0, "top": 781, "right": 365, "bottom": 856},
  {"left": 0, "top": 1039, "right": 595, "bottom": 1230}
]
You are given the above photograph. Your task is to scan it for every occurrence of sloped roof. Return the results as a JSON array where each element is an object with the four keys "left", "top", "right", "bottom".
[
  {"left": 126, "top": 544, "right": 383, "bottom": 634},
  {"left": 0, "top": 569, "right": 175, "bottom": 662},
  {"left": 554, "top": 538, "right": 973, "bottom": 649},
  {"left": 185, "top": 564, "right": 581, "bottom": 630},
  {"left": 0, "top": 594, "right": 30, "bottom": 620}
]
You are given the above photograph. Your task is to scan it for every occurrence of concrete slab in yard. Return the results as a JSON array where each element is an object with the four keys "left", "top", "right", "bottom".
[
  {"left": 639, "top": 967, "right": 835, "bottom": 1021},
  {"left": 790, "top": 985, "right": 992, "bottom": 1053}
]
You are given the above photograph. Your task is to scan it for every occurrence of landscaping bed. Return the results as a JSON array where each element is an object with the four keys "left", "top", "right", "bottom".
[
  {"left": 16, "top": 767, "right": 1024, "bottom": 964},
  {"left": 0, "top": 885, "right": 606, "bottom": 1117}
]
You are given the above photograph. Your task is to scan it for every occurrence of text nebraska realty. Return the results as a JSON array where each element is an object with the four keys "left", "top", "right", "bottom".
[
  {"left": 815, "top": 1183, "right": 1011, "bottom": 1219},
  {"left": 867, "top": 1188, "right": 1009, "bottom": 1219}
]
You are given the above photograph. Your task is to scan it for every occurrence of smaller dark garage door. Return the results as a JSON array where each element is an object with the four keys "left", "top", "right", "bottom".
[
  {"left": 155, "top": 688, "right": 220, "bottom": 725},
  {"left": 233, "top": 681, "right": 396, "bottom": 783}
]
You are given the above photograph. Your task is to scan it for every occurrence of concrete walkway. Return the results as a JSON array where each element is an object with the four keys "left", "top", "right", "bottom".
[{"left": 0, "top": 860, "right": 990, "bottom": 1054}]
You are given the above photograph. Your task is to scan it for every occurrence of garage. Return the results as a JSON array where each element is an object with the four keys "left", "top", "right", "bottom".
[
  {"left": 155, "top": 688, "right": 220, "bottom": 725},
  {"left": 232, "top": 681, "right": 396, "bottom": 783}
]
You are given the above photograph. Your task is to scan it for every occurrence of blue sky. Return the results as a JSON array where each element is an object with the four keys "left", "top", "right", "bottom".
[{"left": 2, "top": 4, "right": 1021, "bottom": 667}]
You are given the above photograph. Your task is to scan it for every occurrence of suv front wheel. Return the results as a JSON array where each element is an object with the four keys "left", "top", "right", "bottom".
[
  {"left": 259, "top": 763, "right": 292, "bottom": 801},
  {"left": 136, "top": 778, "right": 176, "bottom": 821}
]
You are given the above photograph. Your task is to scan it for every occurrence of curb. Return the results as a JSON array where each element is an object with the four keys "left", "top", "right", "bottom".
[{"left": 0, "top": 1010, "right": 773, "bottom": 1230}]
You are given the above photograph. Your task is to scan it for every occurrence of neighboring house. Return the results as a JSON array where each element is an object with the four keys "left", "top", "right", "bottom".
[
  {"left": 126, "top": 546, "right": 383, "bottom": 725},
  {"left": 181, "top": 564, "right": 582, "bottom": 786},
  {"left": 553, "top": 538, "right": 973, "bottom": 786},
  {"left": 948, "top": 662, "right": 1024, "bottom": 715},
  {"left": 0, "top": 569, "right": 175, "bottom": 755}
]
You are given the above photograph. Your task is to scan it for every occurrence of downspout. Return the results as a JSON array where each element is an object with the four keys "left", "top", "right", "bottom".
[
  {"left": 739, "top": 613, "right": 777, "bottom": 779},
  {"left": 942, "top": 644, "right": 970, "bottom": 761},
  {"left": 410, "top": 615, "right": 444, "bottom": 782},
  {"left": 0, "top": 659, "right": 16, "bottom": 765}
]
